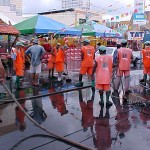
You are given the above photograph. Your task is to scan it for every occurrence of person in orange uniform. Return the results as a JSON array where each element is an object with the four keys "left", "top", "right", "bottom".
[
  {"left": 92, "top": 46, "right": 113, "bottom": 107},
  {"left": 12, "top": 42, "right": 25, "bottom": 90},
  {"left": 114, "top": 39, "right": 133, "bottom": 100},
  {"left": 75, "top": 39, "right": 95, "bottom": 87},
  {"left": 55, "top": 45, "right": 68, "bottom": 82},
  {"left": 48, "top": 43, "right": 60, "bottom": 78},
  {"left": 141, "top": 41, "right": 150, "bottom": 86}
]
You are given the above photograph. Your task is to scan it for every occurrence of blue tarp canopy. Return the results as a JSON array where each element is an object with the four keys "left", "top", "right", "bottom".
[
  {"left": 14, "top": 15, "right": 82, "bottom": 36},
  {"left": 76, "top": 21, "right": 121, "bottom": 37}
]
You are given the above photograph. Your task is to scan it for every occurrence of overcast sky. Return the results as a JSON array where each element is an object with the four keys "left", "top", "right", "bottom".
[
  {"left": 22, "top": 0, "right": 134, "bottom": 14},
  {"left": 23, "top": 0, "right": 62, "bottom": 14},
  {"left": 22, "top": 0, "right": 150, "bottom": 20}
]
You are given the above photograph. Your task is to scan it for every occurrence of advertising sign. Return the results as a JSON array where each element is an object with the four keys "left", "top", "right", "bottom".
[
  {"left": 133, "top": 13, "right": 146, "bottom": 25},
  {"left": 128, "top": 31, "right": 144, "bottom": 40}
]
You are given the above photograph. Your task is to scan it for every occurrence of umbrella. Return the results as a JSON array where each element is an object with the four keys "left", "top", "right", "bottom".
[
  {"left": 14, "top": 15, "right": 81, "bottom": 36},
  {"left": 76, "top": 21, "right": 120, "bottom": 37}
]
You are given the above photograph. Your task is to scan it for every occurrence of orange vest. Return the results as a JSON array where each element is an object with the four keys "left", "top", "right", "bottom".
[
  {"left": 118, "top": 48, "right": 132, "bottom": 71},
  {"left": 81, "top": 45, "right": 95, "bottom": 67},
  {"left": 95, "top": 55, "right": 113, "bottom": 84},
  {"left": 48, "top": 47, "right": 57, "bottom": 63},
  {"left": 13, "top": 48, "right": 25, "bottom": 69},
  {"left": 142, "top": 48, "right": 150, "bottom": 68},
  {"left": 55, "top": 49, "right": 65, "bottom": 63}
]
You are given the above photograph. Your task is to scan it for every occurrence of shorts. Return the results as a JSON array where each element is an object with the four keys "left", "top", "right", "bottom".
[
  {"left": 48, "top": 62, "right": 55, "bottom": 69},
  {"left": 80, "top": 67, "right": 93, "bottom": 75},
  {"left": 55, "top": 62, "right": 64, "bottom": 73},
  {"left": 96, "top": 84, "right": 110, "bottom": 91},
  {"left": 30, "top": 63, "right": 41, "bottom": 74},
  {"left": 117, "top": 70, "right": 130, "bottom": 77},
  {"left": 143, "top": 67, "right": 150, "bottom": 75}
]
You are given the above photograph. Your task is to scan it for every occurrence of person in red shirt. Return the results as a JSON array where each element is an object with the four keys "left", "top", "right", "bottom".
[
  {"left": 75, "top": 39, "right": 95, "bottom": 87},
  {"left": 92, "top": 45, "right": 113, "bottom": 107},
  {"left": 114, "top": 39, "right": 133, "bottom": 101},
  {"left": 140, "top": 41, "right": 150, "bottom": 86}
]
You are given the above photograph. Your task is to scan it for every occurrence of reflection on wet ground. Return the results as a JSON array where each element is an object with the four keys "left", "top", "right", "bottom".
[{"left": 0, "top": 71, "right": 150, "bottom": 150}]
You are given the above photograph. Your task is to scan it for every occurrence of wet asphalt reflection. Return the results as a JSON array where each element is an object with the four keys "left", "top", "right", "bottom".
[{"left": 0, "top": 70, "right": 150, "bottom": 150}]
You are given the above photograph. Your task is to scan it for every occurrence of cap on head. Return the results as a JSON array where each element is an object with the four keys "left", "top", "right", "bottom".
[
  {"left": 57, "top": 43, "right": 61, "bottom": 46},
  {"left": 63, "top": 45, "right": 69, "bottom": 49},
  {"left": 121, "top": 39, "right": 127, "bottom": 44},
  {"left": 33, "top": 39, "right": 39, "bottom": 44},
  {"left": 98, "top": 45, "right": 106, "bottom": 52},
  {"left": 16, "top": 42, "right": 24, "bottom": 47},
  {"left": 83, "top": 38, "right": 90, "bottom": 43},
  {"left": 144, "top": 41, "right": 150, "bottom": 45}
]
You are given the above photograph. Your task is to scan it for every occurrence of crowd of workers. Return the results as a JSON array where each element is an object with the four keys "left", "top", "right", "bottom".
[{"left": 0, "top": 37, "right": 150, "bottom": 107}]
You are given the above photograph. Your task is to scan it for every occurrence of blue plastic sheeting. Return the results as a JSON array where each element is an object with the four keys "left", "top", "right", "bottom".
[
  {"left": 17, "top": 15, "right": 82, "bottom": 36},
  {"left": 35, "top": 15, "right": 82, "bottom": 35}
]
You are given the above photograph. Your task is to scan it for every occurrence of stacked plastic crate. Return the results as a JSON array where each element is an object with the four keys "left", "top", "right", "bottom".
[{"left": 66, "top": 48, "right": 81, "bottom": 72}]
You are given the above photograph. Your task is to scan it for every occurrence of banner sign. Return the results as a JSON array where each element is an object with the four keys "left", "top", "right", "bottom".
[
  {"left": 128, "top": 31, "right": 144, "bottom": 40},
  {"left": 133, "top": 13, "right": 146, "bottom": 25}
]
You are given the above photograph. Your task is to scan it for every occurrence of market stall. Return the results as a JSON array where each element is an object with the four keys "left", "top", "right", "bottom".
[{"left": 0, "top": 19, "right": 20, "bottom": 90}]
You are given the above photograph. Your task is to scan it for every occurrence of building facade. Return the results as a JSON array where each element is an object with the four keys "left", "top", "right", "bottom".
[
  {"left": 0, "top": 0, "right": 23, "bottom": 24},
  {"left": 62, "top": 0, "right": 90, "bottom": 10}
]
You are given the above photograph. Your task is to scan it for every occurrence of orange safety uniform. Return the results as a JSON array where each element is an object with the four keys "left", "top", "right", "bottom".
[
  {"left": 55, "top": 48, "right": 65, "bottom": 73},
  {"left": 48, "top": 47, "right": 57, "bottom": 69},
  {"left": 95, "top": 55, "right": 113, "bottom": 91},
  {"left": 12, "top": 48, "right": 25, "bottom": 76},
  {"left": 80, "top": 45, "right": 95, "bottom": 75},
  {"left": 142, "top": 48, "right": 150, "bottom": 75},
  {"left": 117, "top": 48, "right": 132, "bottom": 77}
]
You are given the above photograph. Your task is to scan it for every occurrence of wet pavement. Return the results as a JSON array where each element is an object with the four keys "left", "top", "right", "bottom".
[{"left": 0, "top": 70, "right": 150, "bottom": 150}]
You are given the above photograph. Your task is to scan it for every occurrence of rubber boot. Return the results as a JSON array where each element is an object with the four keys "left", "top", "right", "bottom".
[
  {"left": 115, "top": 76, "right": 121, "bottom": 91},
  {"left": 15, "top": 76, "right": 20, "bottom": 89},
  {"left": 106, "top": 91, "right": 113, "bottom": 108},
  {"left": 124, "top": 76, "right": 130, "bottom": 92},
  {"left": 143, "top": 74, "right": 147, "bottom": 86},
  {"left": 99, "top": 90, "right": 104, "bottom": 106}
]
